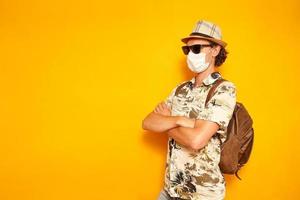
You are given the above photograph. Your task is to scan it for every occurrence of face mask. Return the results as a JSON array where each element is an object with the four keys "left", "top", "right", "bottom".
[{"left": 187, "top": 51, "right": 211, "bottom": 73}]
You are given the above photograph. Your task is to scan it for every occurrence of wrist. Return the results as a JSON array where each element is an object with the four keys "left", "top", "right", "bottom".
[{"left": 175, "top": 116, "right": 183, "bottom": 126}]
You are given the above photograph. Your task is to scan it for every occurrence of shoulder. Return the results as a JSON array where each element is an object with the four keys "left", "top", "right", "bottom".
[
  {"left": 171, "top": 79, "right": 191, "bottom": 92},
  {"left": 166, "top": 80, "right": 190, "bottom": 98},
  {"left": 219, "top": 79, "right": 236, "bottom": 88},
  {"left": 215, "top": 79, "right": 236, "bottom": 94},
  {"left": 209, "top": 79, "right": 237, "bottom": 101},
  {"left": 176, "top": 79, "right": 191, "bottom": 87}
]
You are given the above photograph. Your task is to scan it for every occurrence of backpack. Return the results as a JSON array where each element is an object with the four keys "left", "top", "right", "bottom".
[
  {"left": 174, "top": 78, "right": 254, "bottom": 180},
  {"left": 205, "top": 78, "right": 254, "bottom": 180}
]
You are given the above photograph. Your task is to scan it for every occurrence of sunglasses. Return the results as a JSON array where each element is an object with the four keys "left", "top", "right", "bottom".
[{"left": 181, "top": 44, "right": 213, "bottom": 55}]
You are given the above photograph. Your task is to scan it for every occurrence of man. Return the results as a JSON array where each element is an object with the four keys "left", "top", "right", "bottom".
[{"left": 142, "top": 20, "right": 236, "bottom": 200}]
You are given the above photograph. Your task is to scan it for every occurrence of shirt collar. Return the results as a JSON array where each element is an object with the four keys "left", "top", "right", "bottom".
[{"left": 191, "top": 71, "right": 222, "bottom": 87}]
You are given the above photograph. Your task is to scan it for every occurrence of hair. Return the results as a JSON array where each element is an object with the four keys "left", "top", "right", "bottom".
[{"left": 209, "top": 41, "right": 228, "bottom": 67}]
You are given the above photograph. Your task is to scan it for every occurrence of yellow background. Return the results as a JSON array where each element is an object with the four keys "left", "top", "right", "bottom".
[{"left": 0, "top": 0, "right": 299, "bottom": 199}]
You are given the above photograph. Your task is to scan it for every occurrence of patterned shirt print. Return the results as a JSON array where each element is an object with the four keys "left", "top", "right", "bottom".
[{"left": 163, "top": 72, "right": 237, "bottom": 200}]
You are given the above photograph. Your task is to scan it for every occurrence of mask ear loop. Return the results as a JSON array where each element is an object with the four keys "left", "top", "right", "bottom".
[
  {"left": 205, "top": 47, "right": 214, "bottom": 66},
  {"left": 209, "top": 43, "right": 220, "bottom": 56}
]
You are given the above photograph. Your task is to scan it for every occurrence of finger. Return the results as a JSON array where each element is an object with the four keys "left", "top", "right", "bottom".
[
  {"left": 158, "top": 103, "right": 164, "bottom": 112},
  {"left": 163, "top": 102, "right": 170, "bottom": 110}
]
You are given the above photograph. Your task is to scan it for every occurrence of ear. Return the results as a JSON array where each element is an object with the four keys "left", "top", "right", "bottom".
[{"left": 211, "top": 45, "right": 221, "bottom": 57}]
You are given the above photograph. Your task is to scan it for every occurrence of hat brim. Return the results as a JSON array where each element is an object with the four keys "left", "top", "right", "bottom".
[{"left": 181, "top": 35, "right": 227, "bottom": 48}]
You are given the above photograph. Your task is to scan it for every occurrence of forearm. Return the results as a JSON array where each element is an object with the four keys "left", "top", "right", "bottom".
[
  {"left": 142, "top": 112, "right": 180, "bottom": 133},
  {"left": 167, "top": 126, "right": 203, "bottom": 150}
]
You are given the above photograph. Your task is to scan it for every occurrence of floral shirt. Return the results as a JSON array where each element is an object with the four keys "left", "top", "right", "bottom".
[{"left": 163, "top": 72, "right": 236, "bottom": 200}]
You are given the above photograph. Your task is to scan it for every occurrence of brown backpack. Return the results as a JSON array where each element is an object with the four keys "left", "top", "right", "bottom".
[{"left": 205, "top": 78, "right": 254, "bottom": 180}]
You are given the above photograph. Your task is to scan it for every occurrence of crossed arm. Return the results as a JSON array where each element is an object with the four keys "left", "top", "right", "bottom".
[{"left": 142, "top": 101, "right": 220, "bottom": 151}]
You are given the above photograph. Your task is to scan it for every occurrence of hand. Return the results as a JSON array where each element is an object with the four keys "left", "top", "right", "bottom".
[
  {"left": 176, "top": 116, "right": 196, "bottom": 128},
  {"left": 153, "top": 101, "right": 171, "bottom": 116}
]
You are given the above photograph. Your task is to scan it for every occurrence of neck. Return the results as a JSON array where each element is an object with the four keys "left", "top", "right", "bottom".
[{"left": 194, "top": 65, "right": 217, "bottom": 87}]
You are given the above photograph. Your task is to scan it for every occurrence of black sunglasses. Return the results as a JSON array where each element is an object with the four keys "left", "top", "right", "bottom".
[{"left": 181, "top": 44, "right": 213, "bottom": 55}]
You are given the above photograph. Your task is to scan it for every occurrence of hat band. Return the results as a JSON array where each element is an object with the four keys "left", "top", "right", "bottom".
[{"left": 189, "top": 32, "right": 213, "bottom": 38}]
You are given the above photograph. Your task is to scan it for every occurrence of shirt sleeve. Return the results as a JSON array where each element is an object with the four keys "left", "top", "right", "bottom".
[
  {"left": 204, "top": 81, "right": 237, "bottom": 135},
  {"left": 164, "top": 81, "right": 185, "bottom": 109},
  {"left": 164, "top": 85, "right": 178, "bottom": 109}
]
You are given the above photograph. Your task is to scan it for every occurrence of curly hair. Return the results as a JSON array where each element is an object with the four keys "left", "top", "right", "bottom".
[{"left": 210, "top": 41, "right": 228, "bottom": 67}]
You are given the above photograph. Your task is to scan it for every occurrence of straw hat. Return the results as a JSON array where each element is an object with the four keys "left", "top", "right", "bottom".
[{"left": 181, "top": 20, "right": 227, "bottom": 47}]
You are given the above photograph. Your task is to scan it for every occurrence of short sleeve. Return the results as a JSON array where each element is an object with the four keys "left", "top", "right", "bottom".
[
  {"left": 164, "top": 81, "right": 185, "bottom": 109},
  {"left": 204, "top": 81, "right": 237, "bottom": 133},
  {"left": 164, "top": 86, "right": 178, "bottom": 109}
]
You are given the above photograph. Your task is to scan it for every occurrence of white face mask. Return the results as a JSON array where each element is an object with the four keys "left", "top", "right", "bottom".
[{"left": 187, "top": 51, "right": 211, "bottom": 73}]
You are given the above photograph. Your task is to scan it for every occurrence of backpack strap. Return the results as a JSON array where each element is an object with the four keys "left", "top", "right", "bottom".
[
  {"left": 235, "top": 164, "right": 243, "bottom": 180},
  {"left": 204, "top": 78, "right": 227, "bottom": 146},
  {"left": 204, "top": 78, "right": 227, "bottom": 108}
]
